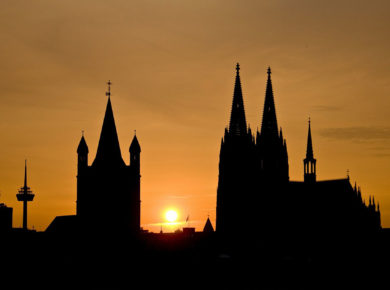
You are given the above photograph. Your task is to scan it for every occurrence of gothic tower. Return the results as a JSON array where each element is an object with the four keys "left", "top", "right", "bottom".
[
  {"left": 216, "top": 64, "right": 254, "bottom": 235},
  {"left": 304, "top": 119, "right": 316, "bottom": 183},
  {"left": 76, "top": 82, "right": 141, "bottom": 233},
  {"left": 256, "top": 67, "right": 289, "bottom": 183}
]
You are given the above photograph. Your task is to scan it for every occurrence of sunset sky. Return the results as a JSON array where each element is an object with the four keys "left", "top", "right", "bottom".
[{"left": 1, "top": 0, "right": 390, "bottom": 232}]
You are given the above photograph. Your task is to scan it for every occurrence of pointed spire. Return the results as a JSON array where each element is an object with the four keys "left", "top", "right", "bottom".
[
  {"left": 306, "top": 118, "right": 314, "bottom": 160},
  {"left": 77, "top": 133, "right": 89, "bottom": 155},
  {"left": 92, "top": 84, "right": 125, "bottom": 167},
  {"left": 260, "top": 67, "right": 279, "bottom": 137},
  {"left": 228, "top": 63, "right": 247, "bottom": 136},
  {"left": 203, "top": 216, "right": 214, "bottom": 233},
  {"left": 130, "top": 132, "right": 141, "bottom": 153}
]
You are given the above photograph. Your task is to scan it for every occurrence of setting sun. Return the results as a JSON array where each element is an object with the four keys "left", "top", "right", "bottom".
[{"left": 165, "top": 210, "right": 178, "bottom": 223}]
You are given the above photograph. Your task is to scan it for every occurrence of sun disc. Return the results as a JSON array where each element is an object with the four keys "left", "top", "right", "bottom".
[{"left": 165, "top": 210, "right": 178, "bottom": 222}]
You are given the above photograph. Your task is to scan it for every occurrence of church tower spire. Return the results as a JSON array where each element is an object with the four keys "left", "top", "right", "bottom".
[
  {"left": 260, "top": 67, "right": 278, "bottom": 138},
  {"left": 304, "top": 118, "right": 316, "bottom": 183},
  {"left": 92, "top": 81, "right": 125, "bottom": 167},
  {"left": 228, "top": 63, "right": 247, "bottom": 136}
]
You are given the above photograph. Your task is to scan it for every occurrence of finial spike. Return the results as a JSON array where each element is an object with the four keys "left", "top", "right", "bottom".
[
  {"left": 106, "top": 80, "right": 112, "bottom": 98},
  {"left": 82, "top": 130, "right": 84, "bottom": 137},
  {"left": 134, "top": 129, "right": 136, "bottom": 136},
  {"left": 267, "top": 66, "right": 271, "bottom": 76},
  {"left": 236, "top": 63, "right": 240, "bottom": 73}
]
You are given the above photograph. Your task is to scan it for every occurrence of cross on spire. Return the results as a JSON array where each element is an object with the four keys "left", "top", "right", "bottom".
[{"left": 106, "top": 80, "right": 112, "bottom": 98}]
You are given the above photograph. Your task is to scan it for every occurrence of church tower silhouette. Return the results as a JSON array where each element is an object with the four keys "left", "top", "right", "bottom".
[
  {"left": 216, "top": 63, "right": 254, "bottom": 236},
  {"left": 76, "top": 81, "right": 141, "bottom": 233}
]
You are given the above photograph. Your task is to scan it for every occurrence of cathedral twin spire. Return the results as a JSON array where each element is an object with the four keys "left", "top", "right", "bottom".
[
  {"left": 228, "top": 64, "right": 280, "bottom": 139},
  {"left": 229, "top": 63, "right": 247, "bottom": 136},
  {"left": 260, "top": 67, "right": 279, "bottom": 139}
]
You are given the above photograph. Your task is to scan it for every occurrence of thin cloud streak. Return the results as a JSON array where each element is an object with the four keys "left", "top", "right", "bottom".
[
  {"left": 312, "top": 105, "right": 343, "bottom": 112},
  {"left": 320, "top": 126, "right": 390, "bottom": 142}
]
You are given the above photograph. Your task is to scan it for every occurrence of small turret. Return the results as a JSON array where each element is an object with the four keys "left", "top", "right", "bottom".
[
  {"left": 130, "top": 132, "right": 141, "bottom": 174},
  {"left": 77, "top": 133, "right": 89, "bottom": 172}
]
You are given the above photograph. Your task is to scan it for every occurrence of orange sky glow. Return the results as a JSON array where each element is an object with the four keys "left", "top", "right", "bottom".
[{"left": 1, "top": 0, "right": 390, "bottom": 232}]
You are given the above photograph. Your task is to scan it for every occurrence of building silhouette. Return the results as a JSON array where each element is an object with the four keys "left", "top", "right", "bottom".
[
  {"left": 217, "top": 64, "right": 381, "bottom": 239},
  {"left": 76, "top": 81, "right": 141, "bottom": 232},
  {"left": 0, "top": 203, "right": 12, "bottom": 232},
  {"left": 203, "top": 217, "right": 214, "bottom": 233}
]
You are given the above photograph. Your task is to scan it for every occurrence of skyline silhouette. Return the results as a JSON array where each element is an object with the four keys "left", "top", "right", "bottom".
[
  {"left": 1, "top": 65, "right": 382, "bottom": 237},
  {"left": 1, "top": 1, "right": 390, "bottom": 233},
  {"left": 1, "top": 64, "right": 389, "bottom": 290},
  {"left": 1, "top": 66, "right": 387, "bottom": 232},
  {"left": 1, "top": 2, "right": 390, "bottom": 288}
]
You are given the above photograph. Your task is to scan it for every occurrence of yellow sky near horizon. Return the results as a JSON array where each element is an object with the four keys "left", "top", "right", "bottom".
[{"left": 0, "top": 0, "right": 390, "bottom": 232}]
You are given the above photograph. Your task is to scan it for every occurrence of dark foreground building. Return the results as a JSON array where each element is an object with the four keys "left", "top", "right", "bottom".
[
  {"left": 76, "top": 82, "right": 141, "bottom": 232},
  {"left": 217, "top": 64, "right": 381, "bottom": 241},
  {"left": 0, "top": 203, "right": 12, "bottom": 232},
  {"left": 47, "top": 82, "right": 141, "bottom": 233}
]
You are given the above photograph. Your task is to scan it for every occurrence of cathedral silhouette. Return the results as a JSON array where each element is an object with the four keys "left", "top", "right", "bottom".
[{"left": 217, "top": 64, "right": 381, "bottom": 242}]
